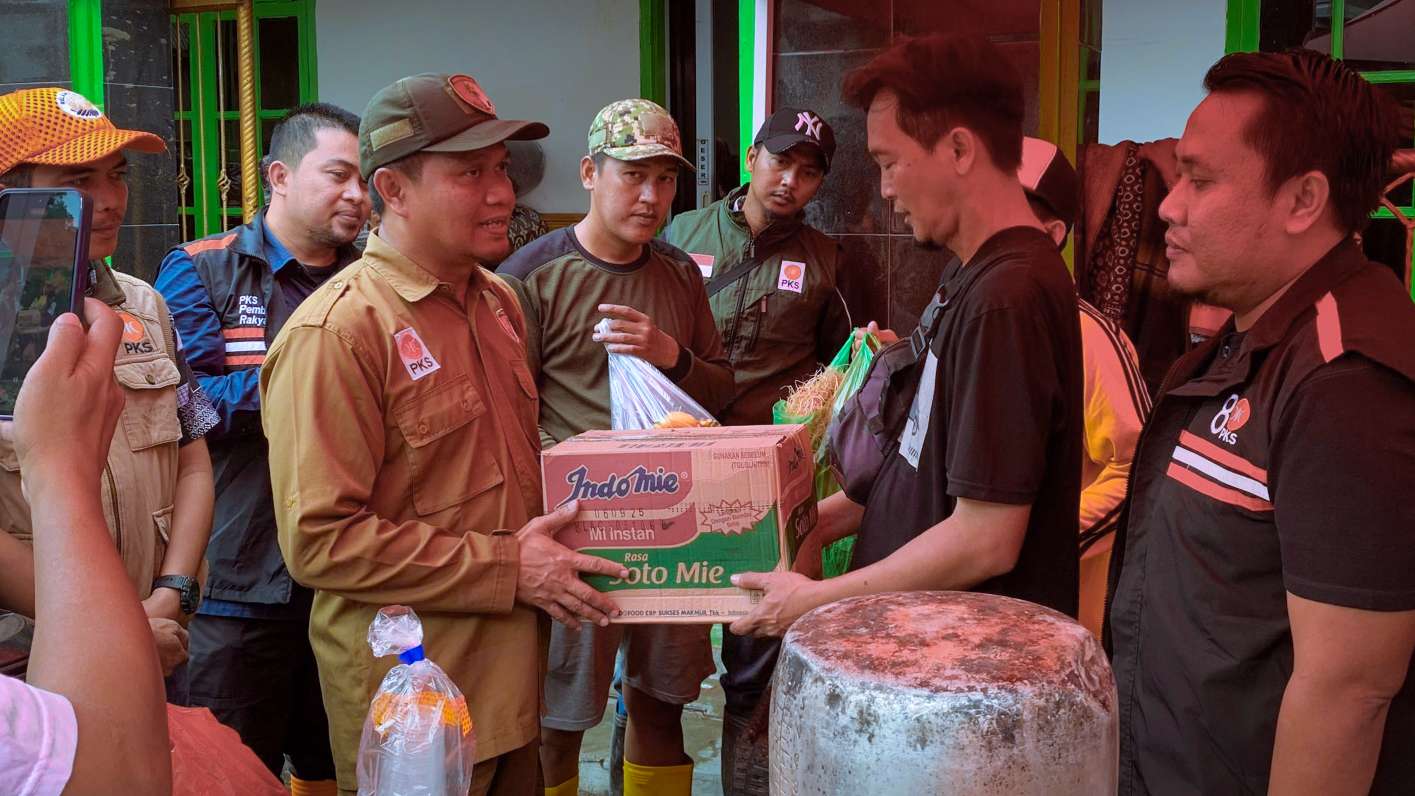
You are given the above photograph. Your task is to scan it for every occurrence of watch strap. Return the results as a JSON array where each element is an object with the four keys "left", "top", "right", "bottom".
[{"left": 151, "top": 575, "right": 200, "bottom": 614}]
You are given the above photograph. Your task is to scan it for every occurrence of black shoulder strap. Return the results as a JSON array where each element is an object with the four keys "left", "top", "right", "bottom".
[
  {"left": 907, "top": 242, "right": 1017, "bottom": 360},
  {"left": 704, "top": 255, "right": 764, "bottom": 298}
]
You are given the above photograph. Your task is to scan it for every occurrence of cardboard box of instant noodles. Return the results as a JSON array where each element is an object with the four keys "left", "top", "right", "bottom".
[{"left": 541, "top": 425, "right": 816, "bottom": 623}]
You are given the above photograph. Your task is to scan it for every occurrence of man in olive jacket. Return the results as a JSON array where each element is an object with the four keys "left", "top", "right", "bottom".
[
  {"left": 665, "top": 107, "right": 853, "bottom": 428},
  {"left": 664, "top": 107, "right": 857, "bottom": 796}
]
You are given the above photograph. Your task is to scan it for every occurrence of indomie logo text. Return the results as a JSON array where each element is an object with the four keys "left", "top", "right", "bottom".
[{"left": 561, "top": 465, "right": 681, "bottom": 506}]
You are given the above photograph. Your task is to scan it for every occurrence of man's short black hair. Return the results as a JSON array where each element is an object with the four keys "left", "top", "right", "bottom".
[
  {"left": 1203, "top": 49, "right": 1399, "bottom": 234},
  {"left": 843, "top": 33, "right": 1025, "bottom": 172},
  {"left": 268, "top": 102, "right": 360, "bottom": 170}
]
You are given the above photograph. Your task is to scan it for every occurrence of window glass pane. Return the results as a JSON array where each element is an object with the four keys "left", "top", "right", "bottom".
[
  {"left": 178, "top": 118, "right": 195, "bottom": 210},
  {"left": 217, "top": 19, "right": 239, "bottom": 111},
  {"left": 1084, "top": 44, "right": 1101, "bottom": 82},
  {"left": 1340, "top": 0, "right": 1415, "bottom": 72},
  {"left": 1080, "top": 89, "right": 1100, "bottom": 145},
  {"left": 220, "top": 118, "right": 242, "bottom": 211},
  {"left": 1374, "top": 80, "right": 1415, "bottom": 160},
  {"left": 1259, "top": 1, "right": 1331, "bottom": 53},
  {"left": 1081, "top": 0, "right": 1103, "bottom": 48},
  {"left": 1360, "top": 214, "right": 1412, "bottom": 285},
  {"left": 260, "top": 118, "right": 279, "bottom": 206},
  {"left": 174, "top": 21, "right": 192, "bottom": 113},
  {"left": 258, "top": 16, "right": 300, "bottom": 109}
]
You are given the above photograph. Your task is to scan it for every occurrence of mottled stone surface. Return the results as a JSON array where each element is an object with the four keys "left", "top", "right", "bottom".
[{"left": 771, "top": 591, "right": 1117, "bottom": 795}]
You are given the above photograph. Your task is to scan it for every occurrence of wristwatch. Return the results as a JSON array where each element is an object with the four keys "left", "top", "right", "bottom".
[{"left": 151, "top": 575, "right": 201, "bottom": 615}]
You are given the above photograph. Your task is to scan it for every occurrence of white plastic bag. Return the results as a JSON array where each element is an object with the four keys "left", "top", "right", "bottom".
[
  {"left": 356, "top": 606, "right": 475, "bottom": 796},
  {"left": 598, "top": 318, "right": 718, "bottom": 430}
]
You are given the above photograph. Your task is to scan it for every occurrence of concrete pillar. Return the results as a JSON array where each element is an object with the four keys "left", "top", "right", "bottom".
[{"left": 770, "top": 591, "right": 1117, "bottom": 795}]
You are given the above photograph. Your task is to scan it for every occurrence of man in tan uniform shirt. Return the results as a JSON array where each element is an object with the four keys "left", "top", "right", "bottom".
[{"left": 260, "top": 73, "right": 626, "bottom": 796}]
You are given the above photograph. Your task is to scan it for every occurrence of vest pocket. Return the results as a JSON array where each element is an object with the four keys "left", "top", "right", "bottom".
[
  {"left": 394, "top": 373, "right": 504, "bottom": 516},
  {"left": 113, "top": 357, "right": 183, "bottom": 452}
]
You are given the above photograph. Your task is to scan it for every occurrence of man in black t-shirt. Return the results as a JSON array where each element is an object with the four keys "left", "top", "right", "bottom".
[
  {"left": 730, "top": 34, "right": 1083, "bottom": 637},
  {"left": 1107, "top": 50, "right": 1415, "bottom": 795}
]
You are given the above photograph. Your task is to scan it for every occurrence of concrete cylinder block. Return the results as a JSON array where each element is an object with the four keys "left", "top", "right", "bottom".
[{"left": 770, "top": 591, "right": 1117, "bottom": 795}]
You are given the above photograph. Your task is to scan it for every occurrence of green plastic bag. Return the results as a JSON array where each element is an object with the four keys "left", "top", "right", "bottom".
[{"left": 772, "top": 333, "right": 877, "bottom": 578}]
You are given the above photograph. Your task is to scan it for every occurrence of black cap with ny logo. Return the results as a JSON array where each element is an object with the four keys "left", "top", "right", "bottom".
[{"left": 752, "top": 107, "right": 837, "bottom": 172}]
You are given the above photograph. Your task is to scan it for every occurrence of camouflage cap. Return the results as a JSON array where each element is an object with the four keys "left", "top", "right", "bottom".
[{"left": 587, "top": 99, "right": 694, "bottom": 171}]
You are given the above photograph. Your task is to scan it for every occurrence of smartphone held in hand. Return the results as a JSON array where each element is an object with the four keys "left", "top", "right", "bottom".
[{"left": 0, "top": 188, "right": 93, "bottom": 418}]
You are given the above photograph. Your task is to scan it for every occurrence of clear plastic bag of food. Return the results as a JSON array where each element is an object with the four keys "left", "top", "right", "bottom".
[
  {"left": 356, "top": 606, "right": 475, "bottom": 796},
  {"left": 598, "top": 318, "right": 719, "bottom": 430}
]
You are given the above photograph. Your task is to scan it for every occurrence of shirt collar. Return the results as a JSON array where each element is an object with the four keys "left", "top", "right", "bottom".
[
  {"left": 88, "top": 259, "right": 127, "bottom": 306},
  {"left": 253, "top": 208, "right": 361, "bottom": 274},
  {"left": 261, "top": 224, "right": 300, "bottom": 274},
  {"left": 1237, "top": 237, "right": 1366, "bottom": 354},
  {"left": 362, "top": 231, "right": 485, "bottom": 303},
  {"left": 1164, "top": 238, "right": 1367, "bottom": 397}
]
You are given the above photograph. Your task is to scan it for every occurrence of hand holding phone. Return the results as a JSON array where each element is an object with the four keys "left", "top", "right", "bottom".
[{"left": 11, "top": 298, "right": 124, "bottom": 495}]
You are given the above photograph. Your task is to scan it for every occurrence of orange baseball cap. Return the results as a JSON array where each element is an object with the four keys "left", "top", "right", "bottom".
[{"left": 0, "top": 87, "right": 166, "bottom": 176}]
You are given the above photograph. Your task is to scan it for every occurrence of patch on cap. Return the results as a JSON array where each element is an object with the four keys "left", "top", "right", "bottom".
[
  {"left": 54, "top": 90, "right": 103, "bottom": 121},
  {"left": 369, "top": 118, "right": 416, "bottom": 152},
  {"left": 792, "top": 111, "right": 824, "bottom": 141},
  {"left": 448, "top": 74, "right": 496, "bottom": 117}
]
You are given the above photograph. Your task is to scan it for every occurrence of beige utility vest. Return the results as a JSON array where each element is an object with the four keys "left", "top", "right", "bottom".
[{"left": 0, "top": 270, "right": 182, "bottom": 599}]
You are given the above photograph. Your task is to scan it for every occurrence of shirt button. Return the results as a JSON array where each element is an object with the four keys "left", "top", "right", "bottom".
[
  {"left": 461, "top": 399, "right": 472, "bottom": 411},
  {"left": 145, "top": 374, "right": 156, "bottom": 384},
  {"left": 417, "top": 422, "right": 430, "bottom": 435},
  {"left": 330, "top": 280, "right": 343, "bottom": 289}
]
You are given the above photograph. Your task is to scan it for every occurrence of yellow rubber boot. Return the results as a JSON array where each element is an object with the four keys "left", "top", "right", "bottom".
[
  {"left": 623, "top": 759, "right": 694, "bottom": 796},
  {"left": 289, "top": 777, "right": 339, "bottom": 796},
  {"left": 544, "top": 775, "right": 579, "bottom": 796}
]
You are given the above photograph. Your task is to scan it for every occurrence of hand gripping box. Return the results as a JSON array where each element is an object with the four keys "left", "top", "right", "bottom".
[{"left": 541, "top": 425, "right": 817, "bottom": 623}]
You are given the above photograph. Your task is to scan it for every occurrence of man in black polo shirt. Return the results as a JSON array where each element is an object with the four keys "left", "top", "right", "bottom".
[
  {"left": 730, "top": 33, "right": 1083, "bottom": 636},
  {"left": 1107, "top": 50, "right": 1415, "bottom": 795}
]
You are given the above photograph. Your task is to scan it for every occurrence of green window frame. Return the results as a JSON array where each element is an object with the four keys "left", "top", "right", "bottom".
[
  {"left": 67, "top": 0, "right": 106, "bottom": 110},
  {"left": 1226, "top": 0, "right": 1415, "bottom": 297},
  {"left": 172, "top": 0, "right": 319, "bottom": 239}
]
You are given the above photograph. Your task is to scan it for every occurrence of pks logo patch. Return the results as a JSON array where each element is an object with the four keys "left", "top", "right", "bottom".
[
  {"left": 777, "top": 260, "right": 805, "bottom": 294},
  {"left": 1210, "top": 393, "right": 1251, "bottom": 445},
  {"left": 55, "top": 91, "right": 103, "bottom": 121},
  {"left": 118, "top": 311, "right": 154, "bottom": 355},
  {"left": 394, "top": 327, "right": 440, "bottom": 381}
]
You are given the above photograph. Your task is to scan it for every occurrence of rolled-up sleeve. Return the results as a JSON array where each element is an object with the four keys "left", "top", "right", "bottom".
[{"left": 260, "top": 324, "right": 519, "bottom": 614}]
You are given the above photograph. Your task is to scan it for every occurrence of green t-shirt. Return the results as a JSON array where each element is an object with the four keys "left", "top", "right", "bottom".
[{"left": 498, "top": 226, "right": 734, "bottom": 447}]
